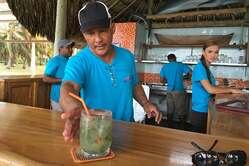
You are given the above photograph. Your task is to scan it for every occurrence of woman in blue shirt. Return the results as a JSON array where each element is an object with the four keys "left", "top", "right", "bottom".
[{"left": 191, "top": 42, "right": 242, "bottom": 133}]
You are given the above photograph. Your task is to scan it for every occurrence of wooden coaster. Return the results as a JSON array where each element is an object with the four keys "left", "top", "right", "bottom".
[{"left": 70, "top": 146, "right": 115, "bottom": 163}]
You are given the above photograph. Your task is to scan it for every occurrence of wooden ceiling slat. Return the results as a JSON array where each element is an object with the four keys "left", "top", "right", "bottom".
[
  {"left": 109, "top": 0, "right": 120, "bottom": 10},
  {"left": 113, "top": 0, "right": 138, "bottom": 20},
  {"left": 147, "top": 7, "right": 247, "bottom": 20},
  {"left": 151, "top": 20, "right": 245, "bottom": 29}
]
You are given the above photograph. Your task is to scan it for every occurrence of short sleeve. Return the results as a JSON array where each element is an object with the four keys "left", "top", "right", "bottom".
[
  {"left": 182, "top": 64, "right": 191, "bottom": 75},
  {"left": 192, "top": 63, "right": 208, "bottom": 82},
  {"left": 44, "top": 58, "right": 58, "bottom": 77},
  {"left": 63, "top": 55, "right": 87, "bottom": 88},
  {"left": 160, "top": 66, "right": 165, "bottom": 78}
]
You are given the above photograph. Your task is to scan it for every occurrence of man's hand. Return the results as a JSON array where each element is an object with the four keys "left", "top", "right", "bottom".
[
  {"left": 61, "top": 109, "right": 81, "bottom": 142},
  {"left": 143, "top": 102, "right": 162, "bottom": 124},
  {"left": 59, "top": 81, "right": 81, "bottom": 142}
]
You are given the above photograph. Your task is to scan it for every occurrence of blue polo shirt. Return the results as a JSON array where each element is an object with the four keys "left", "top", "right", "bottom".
[
  {"left": 160, "top": 61, "right": 191, "bottom": 91},
  {"left": 192, "top": 61, "right": 216, "bottom": 113},
  {"left": 63, "top": 45, "right": 139, "bottom": 122},
  {"left": 44, "top": 55, "right": 69, "bottom": 102}
]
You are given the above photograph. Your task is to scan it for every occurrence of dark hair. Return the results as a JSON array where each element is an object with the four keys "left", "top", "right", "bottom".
[
  {"left": 200, "top": 42, "right": 219, "bottom": 84},
  {"left": 167, "top": 53, "right": 176, "bottom": 62},
  {"left": 201, "top": 42, "right": 219, "bottom": 97}
]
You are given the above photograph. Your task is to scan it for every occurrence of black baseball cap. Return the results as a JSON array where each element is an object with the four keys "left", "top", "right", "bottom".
[{"left": 78, "top": 1, "right": 111, "bottom": 32}]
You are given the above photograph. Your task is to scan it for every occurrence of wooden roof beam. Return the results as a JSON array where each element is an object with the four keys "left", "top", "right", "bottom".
[
  {"left": 148, "top": 0, "right": 153, "bottom": 15},
  {"left": 244, "top": 0, "right": 249, "bottom": 22},
  {"left": 109, "top": 0, "right": 120, "bottom": 10},
  {"left": 113, "top": 0, "right": 137, "bottom": 20},
  {"left": 150, "top": 20, "right": 245, "bottom": 29},
  {"left": 147, "top": 7, "right": 247, "bottom": 20}
]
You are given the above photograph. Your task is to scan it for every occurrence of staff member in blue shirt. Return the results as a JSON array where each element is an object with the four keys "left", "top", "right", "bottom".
[
  {"left": 59, "top": 1, "right": 162, "bottom": 142},
  {"left": 43, "top": 39, "right": 74, "bottom": 112},
  {"left": 160, "top": 53, "right": 192, "bottom": 128},
  {"left": 191, "top": 42, "right": 242, "bottom": 133}
]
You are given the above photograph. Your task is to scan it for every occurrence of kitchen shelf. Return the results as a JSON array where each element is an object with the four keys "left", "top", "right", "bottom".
[
  {"left": 142, "top": 43, "right": 248, "bottom": 65},
  {"left": 135, "top": 60, "right": 248, "bottom": 67},
  {"left": 211, "top": 62, "right": 248, "bottom": 67}
]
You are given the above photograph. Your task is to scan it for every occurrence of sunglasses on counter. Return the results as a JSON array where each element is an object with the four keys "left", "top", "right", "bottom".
[{"left": 191, "top": 140, "right": 247, "bottom": 166}]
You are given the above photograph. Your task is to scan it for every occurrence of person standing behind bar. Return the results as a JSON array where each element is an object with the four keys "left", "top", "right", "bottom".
[
  {"left": 191, "top": 42, "right": 242, "bottom": 133},
  {"left": 43, "top": 39, "right": 74, "bottom": 112},
  {"left": 59, "top": 1, "right": 162, "bottom": 142},
  {"left": 160, "top": 53, "right": 192, "bottom": 128}
]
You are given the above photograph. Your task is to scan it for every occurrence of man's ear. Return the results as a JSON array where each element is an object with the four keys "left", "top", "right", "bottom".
[{"left": 110, "top": 24, "right": 116, "bottom": 34}]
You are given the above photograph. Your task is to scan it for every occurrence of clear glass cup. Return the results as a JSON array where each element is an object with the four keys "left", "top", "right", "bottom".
[{"left": 77, "top": 109, "right": 112, "bottom": 158}]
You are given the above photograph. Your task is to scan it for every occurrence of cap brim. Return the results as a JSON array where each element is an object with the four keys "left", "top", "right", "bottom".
[{"left": 64, "top": 41, "right": 75, "bottom": 47}]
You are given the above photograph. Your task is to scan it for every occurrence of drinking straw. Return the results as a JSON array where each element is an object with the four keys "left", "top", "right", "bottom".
[{"left": 68, "top": 92, "right": 90, "bottom": 115}]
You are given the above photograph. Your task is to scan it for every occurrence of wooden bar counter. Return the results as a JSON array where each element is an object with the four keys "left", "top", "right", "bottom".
[
  {"left": 1, "top": 102, "right": 249, "bottom": 166},
  {"left": 210, "top": 93, "right": 249, "bottom": 139},
  {"left": 0, "top": 75, "right": 50, "bottom": 109}
]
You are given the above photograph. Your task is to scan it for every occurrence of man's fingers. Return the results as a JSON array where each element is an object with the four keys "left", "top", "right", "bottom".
[
  {"left": 147, "top": 112, "right": 151, "bottom": 118},
  {"left": 63, "top": 131, "right": 71, "bottom": 142},
  {"left": 62, "top": 119, "right": 74, "bottom": 142},
  {"left": 61, "top": 111, "right": 72, "bottom": 120},
  {"left": 156, "top": 112, "right": 162, "bottom": 124},
  {"left": 149, "top": 109, "right": 162, "bottom": 124},
  {"left": 153, "top": 110, "right": 160, "bottom": 124},
  {"left": 62, "top": 118, "right": 81, "bottom": 142},
  {"left": 61, "top": 110, "right": 81, "bottom": 120},
  {"left": 71, "top": 119, "right": 80, "bottom": 137}
]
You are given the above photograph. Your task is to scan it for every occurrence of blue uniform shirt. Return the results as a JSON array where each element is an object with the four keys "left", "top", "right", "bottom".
[
  {"left": 63, "top": 45, "right": 139, "bottom": 122},
  {"left": 192, "top": 61, "right": 216, "bottom": 113},
  {"left": 44, "top": 55, "right": 69, "bottom": 102},
  {"left": 160, "top": 61, "right": 191, "bottom": 91}
]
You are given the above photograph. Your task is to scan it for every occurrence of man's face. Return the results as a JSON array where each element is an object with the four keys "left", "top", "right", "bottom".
[
  {"left": 59, "top": 45, "right": 73, "bottom": 57},
  {"left": 82, "top": 26, "right": 114, "bottom": 57}
]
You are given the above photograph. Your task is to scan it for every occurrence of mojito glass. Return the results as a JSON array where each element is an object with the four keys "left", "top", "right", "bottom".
[{"left": 77, "top": 109, "right": 112, "bottom": 158}]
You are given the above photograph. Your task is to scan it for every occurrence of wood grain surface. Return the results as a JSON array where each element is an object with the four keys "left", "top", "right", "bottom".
[
  {"left": 210, "top": 93, "right": 249, "bottom": 139},
  {"left": 0, "top": 102, "right": 249, "bottom": 166}
]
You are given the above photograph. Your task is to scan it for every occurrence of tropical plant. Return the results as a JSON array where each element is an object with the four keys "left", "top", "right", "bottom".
[
  {"left": 0, "top": 22, "right": 53, "bottom": 69},
  {"left": 0, "top": 22, "right": 31, "bottom": 68}
]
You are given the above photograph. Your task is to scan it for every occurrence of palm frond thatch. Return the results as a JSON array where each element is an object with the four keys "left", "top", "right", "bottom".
[
  {"left": 6, "top": 0, "right": 158, "bottom": 42},
  {"left": 6, "top": 0, "right": 89, "bottom": 42}
]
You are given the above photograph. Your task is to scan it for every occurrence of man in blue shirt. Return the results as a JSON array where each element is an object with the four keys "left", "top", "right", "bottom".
[
  {"left": 43, "top": 39, "right": 74, "bottom": 112},
  {"left": 160, "top": 53, "right": 191, "bottom": 128},
  {"left": 59, "top": 1, "right": 162, "bottom": 142}
]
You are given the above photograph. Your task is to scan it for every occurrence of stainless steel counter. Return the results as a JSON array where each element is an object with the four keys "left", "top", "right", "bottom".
[
  {"left": 147, "top": 83, "right": 192, "bottom": 122},
  {"left": 148, "top": 83, "right": 192, "bottom": 95}
]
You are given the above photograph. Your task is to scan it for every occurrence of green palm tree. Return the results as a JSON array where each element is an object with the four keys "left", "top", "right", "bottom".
[
  {"left": 0, "top": 22, "right": 31, "bottom": 69},
  {"left": 0, "top": 22, "right": 53, "bottom": 70}
]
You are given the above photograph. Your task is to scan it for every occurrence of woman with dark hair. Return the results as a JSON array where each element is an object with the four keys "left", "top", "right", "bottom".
[{"left": 191, "top": 42, "right": 242, "bottom": 133}]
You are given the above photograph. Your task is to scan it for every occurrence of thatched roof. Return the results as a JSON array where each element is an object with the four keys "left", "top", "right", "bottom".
[
  {"left": 6, "top": 0, "right": 166, "bottom": 42},
  {"left": 6, "top": 0, "right": 247, "bottom": 42}
]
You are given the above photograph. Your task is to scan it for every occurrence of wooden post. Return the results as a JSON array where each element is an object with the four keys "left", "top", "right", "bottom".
[
  {"left": 207, "top": 108, "right": 212, "bottom": 134},
  {"left": 148, "top": 0, "right": 153, "bottom": 15},
  {"left": 247, "top": 34, "right": 249, "bottom": 65},
  {"left": 31, "top": 42, "right": 36, "bottom": 75},
  {"left": 245, "top": 0, "right": 249, "bottom": 65},
  {"left": 53, "top": 0, "right": 67, "bottom": 55}
]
